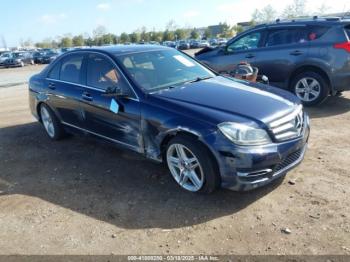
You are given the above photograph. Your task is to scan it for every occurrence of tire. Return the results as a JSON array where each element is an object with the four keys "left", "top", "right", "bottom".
[
  {"left": 39, "top": 104, "right": 65, "bottom": 140},
  {"left": 291, "top": 71, "right": 329, "bottom": 106},
  {"left": 165, "top": 135, "right": 220, "bottom": 194}
]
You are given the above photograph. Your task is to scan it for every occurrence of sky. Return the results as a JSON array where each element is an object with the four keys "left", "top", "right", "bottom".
[{"left": 1, "top": 0, "right": 349, "bottom": 47}]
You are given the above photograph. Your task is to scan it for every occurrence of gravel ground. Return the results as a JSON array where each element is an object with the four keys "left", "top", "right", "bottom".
[{"left": 0, "top": 60, "right": 349, "bottom": 255}]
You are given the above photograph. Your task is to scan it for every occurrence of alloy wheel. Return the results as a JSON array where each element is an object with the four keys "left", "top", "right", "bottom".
[
  {"left": 40, "top": 106, "right": 55, "bottom": 138},
  {"left": 294, "top": 77, "right": 321, "bottom": 102},
  {"left": 166, "top": 143, "right": 204, "bottom": 192}
]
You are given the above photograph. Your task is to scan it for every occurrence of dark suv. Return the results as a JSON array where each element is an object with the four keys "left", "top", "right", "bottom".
[{"left": 196, "top": 17, "right": 350, "bottom": 106}]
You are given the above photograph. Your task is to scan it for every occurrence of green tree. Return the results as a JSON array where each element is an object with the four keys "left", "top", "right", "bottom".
[
  {"left": 232, "top": 25, "right": 244, "bottom": 35},
  {"left": 60, "top": 37, "right": 72, "bottom": 47},
  {"left": 163, "top": 30, "right": 175, "bottom": 41},
  {"left": 85, "top": 37, "right": 95, "bottom": 46},
  {"left": 140, "top": 27, "right": 150, "bottom": 42},
  {"left": 252, "top": 5, "right": 277, "bottom": 23},
  {"left": 282, "top": 0, "right": 307, "bottom": 19},
  {"left": 101, "top": 33, "right": 114, "bottom": 45},
  {"left": 190, "top": 29, "right": 199, "bottom": 39},
  {"left": 129, "top": 32, "right": 141, "bottom": 43},
  {"left": 203, "top": 28, "right": 212, "bottom": 39},
  {"left": 72, "top": 35, "right": 84, "bottom": 47},
  {"left": 175, "top": 28, "right": 187, "bottom": 40},
  {"left": 120, "top": 32, "right": 130, "bottom": 43}
]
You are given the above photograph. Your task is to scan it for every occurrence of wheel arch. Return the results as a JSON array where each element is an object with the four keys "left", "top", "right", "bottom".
[{"left": 288, "top": 65, "right": 331, "bottom": 92}]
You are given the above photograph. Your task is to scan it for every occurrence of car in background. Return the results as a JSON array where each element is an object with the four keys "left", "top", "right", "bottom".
[
  {"left": 32, "top": 51, "right": 46, "bottom": 64},
  {"left": 199, "top": 40, "right": 210, "bottom": 48},
  {"left": 149, "top": 41, "right": 160, "bottom": 45},
  {"left": 209, "top": 38, "right": 218, "bottom": 46},
  {"left": 36, "top": 50, "right": 59, "bottom": 64},
  {"left": 163, "top": 41, "right": 177, "bottom": 48},
  {"left": 217, "top": 38, "right": 228, "bottom": 45},
  {"left": 177, "top": 40, "right": 190, "bottom": 50},
  {"left": 196, "top": 17, "right": 350, "bottom": 106},
  {"left": 3, "top": 51, "right": 34, "bottom": 67},
  {"left": 29, "top": 45, "right": 309, "bottom": 193},
  {"left": 0, "top": 52, "right": 12, "bottom": 66},
  {"left": 190, "top": 40, "right": 200, "bottom": 49}
]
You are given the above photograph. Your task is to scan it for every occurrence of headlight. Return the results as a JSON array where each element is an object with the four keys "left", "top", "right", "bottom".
[
  {"left": 15, "top": 59, "right": 21, "bottom": 62},
  {"left": 218, "top": 122, "right": 271, "bottom": 146}
]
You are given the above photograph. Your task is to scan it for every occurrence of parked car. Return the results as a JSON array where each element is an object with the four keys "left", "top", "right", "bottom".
[
  {"left": 196, "top": 17, "right": 350, "bottom": 106},
  {"left": 209, "top": 38, "right": 218, "bottom": 46},
  {"left": 217, "top": 38, "right": 227, "bottom": 45},
  {"left": 36, "top": 51, "right": 59, "bottom": 64},
  {"left": 177, "top": 40, "right": 190, "bottom": 50},
  {"left": 32, "top": 51, "right": 46, "bottom": 64},
  {"left": 0, "top": 52, "right": 12, "bottom": 66},
  {"left": 3, "top": 52, "right": 34, "bottom": 67},
  {"left": 163, "top": 41, "right": 177, "bottom": 48},
  {"left": 29, "top": 45, "right": 309, "bottom": 193},
  {"left": 199, "top": 40, "right": 210, "bottom": 48},
  {"left": 190, "top": 40, "right": 200, "bottom": 49}
]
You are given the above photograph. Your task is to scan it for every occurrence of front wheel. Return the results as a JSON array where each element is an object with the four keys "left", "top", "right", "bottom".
[
  {"left": 291, "top": 71, "right": 329, "bottom": 106},
  {"left": 166, "top": 136, "right": 219, "bottom": 194}
]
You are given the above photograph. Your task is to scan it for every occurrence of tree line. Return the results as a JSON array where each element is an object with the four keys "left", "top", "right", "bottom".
[
  {"left": 33, "top": 22, "right": 242, "bottom": 49},
  {"left": 31, "top": 0, "right": 331, "bottom": 49}
]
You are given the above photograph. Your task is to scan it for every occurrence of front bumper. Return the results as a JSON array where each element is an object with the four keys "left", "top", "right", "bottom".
[{"left": 204, "top": 115, "right": 310, "bottom": 191}]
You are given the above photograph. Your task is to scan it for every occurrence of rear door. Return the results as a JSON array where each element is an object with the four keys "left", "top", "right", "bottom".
[
  {"left": 81, "top": 53, "right": 141, "bottom": 151},
  {"left": 254, "top": 26, "right": 310, "bottom": 88},
  {"left": 211, "top": 29, "right": 266, "bottom": 73},
  {"left": 45, "top": 53, "right": 86, "bottom": 128}
]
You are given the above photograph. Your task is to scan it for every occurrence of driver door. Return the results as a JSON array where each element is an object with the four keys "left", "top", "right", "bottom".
[
  {"left": 213, "top": 30, "right": 266, "bottom": 74},
  {"left": 80, "top": 53, "right": 142, "bottom": 152}
]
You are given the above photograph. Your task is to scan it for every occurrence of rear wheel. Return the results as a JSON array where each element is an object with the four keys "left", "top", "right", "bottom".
[
  {"left": 40, "top": 104, "right": 65, "bottom": 140},
  {"left": 166, "top": 136, "right": 219, "bottom": 194},
  {"left": 291, "top": 71, "right": 329, "bottom": 106}
]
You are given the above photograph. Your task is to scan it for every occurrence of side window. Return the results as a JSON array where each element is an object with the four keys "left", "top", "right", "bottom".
[
  {"left": 60, "top": 54, "right": 83, "bottom": 84},
  {"left": 307, "top": 26, "right": 330, "bottom": 41},
  {"left": 266, "top": 28, "right": 308, "bottom": 47},
  {"left": 227, "top": 32, "right": 262, "bottom": 52},
  {"left": 48, "top": 62, "right": 60, "bottom": 79},
  {"left": 87, "top": 54, "right": 120, "bottom": 91}
]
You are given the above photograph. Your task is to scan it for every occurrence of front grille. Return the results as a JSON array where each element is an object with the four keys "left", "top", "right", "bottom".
[
  {"left": 269, "top": 105, "right": 304, "bottom": 142},
  {"left": 274, "top": 148, "right": 303, "bottom": 173}
]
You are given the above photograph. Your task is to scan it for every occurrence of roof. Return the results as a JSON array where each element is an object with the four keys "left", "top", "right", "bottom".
[
  {"left": 75, "top": 44, "right": 171, "bottom": 56},
  {"left": 253, "top": 16, "right": 350, "bottom": 29}
]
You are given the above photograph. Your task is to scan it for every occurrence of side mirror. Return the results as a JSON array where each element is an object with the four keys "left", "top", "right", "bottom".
[{"left": 257, "top": 75, "right": 269, "bottom": 85}]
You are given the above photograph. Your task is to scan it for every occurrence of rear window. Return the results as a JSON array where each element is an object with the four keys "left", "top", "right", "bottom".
[
  {"left": 266, "top": 28, "right": 308, "bottom": 46},
  {"left": 345, "top": 25, "right": 350, "bottom": 39},
  {"left": 307, "top": 25, "right": 330, "bottom": 41},
  {"left": 60, "top": 54, "right": 83, "bottom": 84}
]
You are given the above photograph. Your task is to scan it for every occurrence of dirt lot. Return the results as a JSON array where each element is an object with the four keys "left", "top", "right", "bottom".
[{"left": 0, "top": 63, "right": 349, "bottom": 255}]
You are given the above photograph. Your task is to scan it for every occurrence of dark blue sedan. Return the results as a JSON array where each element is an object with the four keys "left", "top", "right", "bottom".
[{"left": 29, "top": 45, "right": 309, "bottom": 193}]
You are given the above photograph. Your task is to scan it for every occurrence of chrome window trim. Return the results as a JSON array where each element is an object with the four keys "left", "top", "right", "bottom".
[
  {"left": 45, "top": 50, "right": 140, "bottom": 101},
  {"left": 45, "top": 78, "right": 139, "bottom": 102},
  {"left": 61, "top": 121, "right": 141, "bottom": 152}
]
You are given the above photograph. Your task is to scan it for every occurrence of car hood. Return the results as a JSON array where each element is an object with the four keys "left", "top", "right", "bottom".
[{"left": 151, "top": 76, "right": 300, "bottom": 125}]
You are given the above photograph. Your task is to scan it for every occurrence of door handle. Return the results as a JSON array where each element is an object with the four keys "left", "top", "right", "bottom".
[
  {"left": 290, "top": 50, "right": 303, "bottom": 56},
  {"left": 245, "top": 53, "right": 255, "bottom": 59},
  {"left": 48, "top": 82, "right": 55, "bottom": 90},
  {"left": 82, "top": 92, "right": 93, "bottom": 101}
]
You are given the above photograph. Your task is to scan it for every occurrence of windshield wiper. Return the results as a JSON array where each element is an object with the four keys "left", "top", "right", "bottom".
[{"left": 186, "top": 76, "right": 213, "bottom": 84}]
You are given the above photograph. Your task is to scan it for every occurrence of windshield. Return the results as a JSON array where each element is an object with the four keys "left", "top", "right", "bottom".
[{"left": 115, "top": 49, "right": 215, "bottom": 92}]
